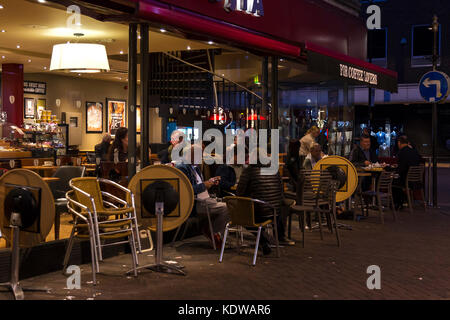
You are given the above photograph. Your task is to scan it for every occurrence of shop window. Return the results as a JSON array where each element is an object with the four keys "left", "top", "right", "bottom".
[
  {"left": 367, "top": 28, "right": 387, "bottom": 67},
  {"left": 411, "top": 24, "right": 441, "bottom": 67}
]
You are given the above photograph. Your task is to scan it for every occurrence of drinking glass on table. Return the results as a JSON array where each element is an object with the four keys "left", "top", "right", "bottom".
[
  {"left": 56, "top": 158, "right": 61, "bottom": 166},
  {"left": 33, "top": 159, "right": 39, "bottom": 167},
  {"left": 9, "top": 160, "right": 15, "bottom": 169}
]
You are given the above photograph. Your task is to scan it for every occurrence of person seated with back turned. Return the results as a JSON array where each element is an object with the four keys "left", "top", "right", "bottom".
[
  {"left": 176, "top": 144, "right": 230, "bottom": 248},
  {"left": 215, "top": 146, "right": 248, "bottom": 197},
  {"left": 236, "top": 150, "right": 295, "bottom": 256},
  {"left": 392, "top": 135, "right": 422, "bottom": 209},
  {"left": 95, "top": 133, "right": 112, "bottom": 161},
  {"left": 303, "top": 143, "right": 323, "bottom": 170}
]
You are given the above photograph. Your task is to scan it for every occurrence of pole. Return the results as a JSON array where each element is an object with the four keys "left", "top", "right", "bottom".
[
  {"left": 261, "top": 57, "right": 269, "bottom": 129},
  {"left": 271, "top": 57, "right": 279, "bottom": 130},
  {"left": 431, "top": 15, "right": 439, "bottom": 208},
  {"left": 128, "top": 24, "right": 138, "bottom": 181},
  {"left": 140, "top": 24, "right": 150, "bottom": 168}
]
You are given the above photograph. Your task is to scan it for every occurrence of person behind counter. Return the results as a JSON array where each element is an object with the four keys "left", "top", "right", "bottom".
[
  {"left": 95, "top": 133, "right": 112, "bottom": 161},
  {"left": 299, "top": 126, "right": 320, "bottom": 158}
]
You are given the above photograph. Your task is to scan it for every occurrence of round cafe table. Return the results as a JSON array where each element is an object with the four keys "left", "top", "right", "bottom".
[{"left": 22, "top": 165, "right": 58, "bottom": 177}]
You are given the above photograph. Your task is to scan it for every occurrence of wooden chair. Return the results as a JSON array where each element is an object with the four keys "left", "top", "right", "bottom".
[
  {"left": 405, "top": 165, "right": 426, "bottom": 213},
  {"left": 219, "top": 196, "right": 280, "bottom": 266},
  {"left": 362, "top": 171, "right": 396, "bottom": 224}
]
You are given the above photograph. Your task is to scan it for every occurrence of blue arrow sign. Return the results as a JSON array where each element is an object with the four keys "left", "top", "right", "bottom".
[{"left": 419, "top": 71, "right": 450, "bottom": 103}]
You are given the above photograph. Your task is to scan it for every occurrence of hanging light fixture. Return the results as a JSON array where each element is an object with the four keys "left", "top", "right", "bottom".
[{"left": 50, "top": 42, "right": 110, "bottom": 73}]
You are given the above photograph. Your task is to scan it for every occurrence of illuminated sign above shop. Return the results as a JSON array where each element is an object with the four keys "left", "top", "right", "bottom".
[
  {"left": 339, "top": 64, "right": 378, "bottom": 85},
  {"left": 210, "top": 0, "right": 264, "bottom": 17}
]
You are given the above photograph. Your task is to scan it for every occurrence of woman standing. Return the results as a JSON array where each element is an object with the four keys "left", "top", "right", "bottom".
[{"left": 299, "top": 126, "right": 320, "bottom": 157}]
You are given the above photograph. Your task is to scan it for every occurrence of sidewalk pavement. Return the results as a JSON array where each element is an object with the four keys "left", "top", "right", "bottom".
[{"left": 2, "top": 205, "right": 449, "bottom": 300}]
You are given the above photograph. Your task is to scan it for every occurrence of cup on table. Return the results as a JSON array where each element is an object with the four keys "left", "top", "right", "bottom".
[
  {"left": 76, "top": 158, "right": 81, "bottom": 166},
  {"left": 9, "top": 160, "right": 15, "bottom": 169},
  {"left": 34, "top": 159, "right": 39, "bottom": 167},
  {"left": 56, "top": 158, "right": 61, "bottom": 166}
]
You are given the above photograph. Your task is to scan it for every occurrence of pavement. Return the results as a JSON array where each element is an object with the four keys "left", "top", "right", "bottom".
[{"left": 2, "top": 202, "right": 450, "bottom": 300}]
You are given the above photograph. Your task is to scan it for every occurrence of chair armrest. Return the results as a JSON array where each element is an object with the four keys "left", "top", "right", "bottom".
[
  {"left": 98, "top": 178, "right": 132, "bottom": 194},
  {"left": 101, "top": 191, "right": 128, "bottom": 206},
  {"left": 65, "top": 191, "right": 89, "bottom": 222}
]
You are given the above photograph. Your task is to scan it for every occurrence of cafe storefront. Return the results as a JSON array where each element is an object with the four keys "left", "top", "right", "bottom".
[{"left": 0, "top": 0, "right": 397, "bottom": 280}]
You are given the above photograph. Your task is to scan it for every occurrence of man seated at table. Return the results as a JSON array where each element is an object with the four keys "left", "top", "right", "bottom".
[
  {"left": 236, "top": 151, "right": 295, "bottom": 255},
  {"left": 350, "top": 135, "right": 378, "bottom": 192},
  {"left": 302, "top": 143, "right": 323, "bottom": 170},
  {"left": 176, "top": 144, "right": 230, "bottom": 247},
  {"left": 349, "top": 135, "right": 378, "bottom": 168},
  {"left": 392, "top": 135, "right": 422, "bottom": 209}
]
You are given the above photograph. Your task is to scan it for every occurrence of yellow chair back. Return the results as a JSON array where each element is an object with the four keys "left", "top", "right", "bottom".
[
  {"left": 71, "top": 177, "right": 104, "bottom": 213},
  {"left": 223, "top": 196, "right": 258, "bottom": 227}
]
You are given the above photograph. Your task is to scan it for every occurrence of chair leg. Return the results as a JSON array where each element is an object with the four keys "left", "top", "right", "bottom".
[
  {"left": 128, "top": 233, "right": 138, "bottom": 277},
  {"left": 87, "top": 225, "right": 98, "bottom": 285},
  {"left": 219, "top": 224, "right": 229, "bottom": 263},
  {"left": 252, "top": 226, "right": 262, "bottom": 266},
  {"left": 302, "top": 212, "right": 306, "bottom": 248},
  {"left": 171, "top": 224, "right": 182, "bottom": 245},
  {"left": 377, "top": 195, "right": 384, "bottom": 224},
  {"left": 236, "top": 226, "right": 241, "bottom": 254},
  {"left": 390, "top": 194, "right": 397, "bottom": 221},
  {"left": 62, "top": 228, "right": 76, "bottom": 273},
  {"left": 92, "top": 213, "right": 103, "bottom": 261},
  {"left": 317, "top": 211, "right": 324, "bottom": 240},
  {"left": 332, "top": 206, "right": 341, "bottom": 247},
  {"left": 130, "top": 226, "right": 139, "bottom": 266},
  {"left": 406, "top": 187, "right": 413, "bottom": 214},
  {"left": 206, "top": 207, "right": 216, "bottom": 250},
  {"left": 421, "top": 189, "right": 427, "bottom": 211},
  {"left": 132, "top": 213, "right": 142, "bottom": 253},
  {"left": 273, "top": 218, "right": 280, "bottom": 258},
  {"left": 288, "top": 213, "right": 292, "bottom": 239}
]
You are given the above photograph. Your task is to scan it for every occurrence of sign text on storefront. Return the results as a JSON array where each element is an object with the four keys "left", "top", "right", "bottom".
[
  {"left": 339, "top": 64, "right": 378, "bottom": 85},
  {"left": 210, "top": 0, "right": 264, "bottom": 17}
]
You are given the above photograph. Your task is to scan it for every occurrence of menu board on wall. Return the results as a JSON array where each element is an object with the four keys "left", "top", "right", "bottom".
[
  {"left": 106, "top": 98, "right": 126, "bottom": 136},
  {"left": 24, "top": 81, "right": 46, "bottom": 95}
]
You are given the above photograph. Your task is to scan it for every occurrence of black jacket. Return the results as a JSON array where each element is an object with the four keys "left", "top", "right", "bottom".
[
  {"left": 397, "top": 146, "right": 422, "bottom": 185},
  {"left": 215, "top": 164, "right": 236, "bottom": 193},
  {"left": 236, "top": 165, "right": 283, "bottom": 218},
  {"left": 349, "top": 145, "right": 378, "bottom": 167},
  {"left": 94, "top": 142, "right": 110, "bottom": 161}
]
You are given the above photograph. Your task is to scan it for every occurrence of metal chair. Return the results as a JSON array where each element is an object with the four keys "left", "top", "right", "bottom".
[
  {"left": 219, "top": 196, "right": 280, "bottom": 266},
  {"left": 362, "top": 171, "right": 396, "bottom": 224},
  {"left": 289, "top": 170, "right": 340, "bottom": 247},
  {"left": 68, "top": 177, "right": 142, "bottom": 262},
  {"left": 171, "top": 197, "right": 218, "bottom": 250},
  {"left": 49, "top": 166, "right": 86, "bottom": 240},
  {"left": 63, "top": 190, "right": 138, "bottom": 285},
  {"left": 405, "top": 165, "right": 426, "bottom": 213}
]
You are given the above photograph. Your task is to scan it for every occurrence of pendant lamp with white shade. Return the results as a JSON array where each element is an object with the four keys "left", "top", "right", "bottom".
[{"left": 50, "top": 43, "right": 110, "bottom": 73}]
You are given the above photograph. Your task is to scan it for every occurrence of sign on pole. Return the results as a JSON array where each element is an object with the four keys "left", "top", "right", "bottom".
[{"left": 419, "top": 71, "right": 450, "bottom": 103}]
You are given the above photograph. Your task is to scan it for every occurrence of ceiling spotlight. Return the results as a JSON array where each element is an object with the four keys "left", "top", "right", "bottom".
[
  {"left": 16, "top": 45, "right": 21, "bottom": 49},
  {"left": 160, "top": 29, "right": 166, "bottom": 33},
  {"left": 38, "top": 0, "right": 46, "bottom": 3},
  {"left": 187, "top": 46, "right": 191, "bottom": 50},
  {"left": 78, "top": 73, "right": 81, "bottom": 76},
  {"left": 28, "top": 59, "right": 31, "bottom": 63},
  {"left": 0, "top": 5, "right": 3, "bottom": 9},
  {"left": 208, "top": 41, "right": 214, "bottom": 45},
  {"left": 138, "top": 35, "right": 141, "bottom": 39},
  {"left": 120, "top": 50, "right": 124, "bottom": 54},
  {"left": 1, "top": 56, "right": 5, "bottom": 59},
  {"left": 280, "top": 58, "right": 284, "bottom": 62},
  {"left": 1, "top": 30, "right": 5, "bottom": 33},
  {"left": 44, "top": 66, "right": 47, "bottom": 70}
]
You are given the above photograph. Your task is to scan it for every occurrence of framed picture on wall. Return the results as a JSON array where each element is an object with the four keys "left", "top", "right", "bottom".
[
  {"left": 36, "top": 99, "right": 46, "bottom": 120},
  {"left": 136, "top": 105, "right": 141, "bottom": 134},
  {"left": 24, "top": 98, "right": 36, "bottom": 119},
  {"left": 86, "top": 102, "right": 103, "bottom": 133},
  {"left": 106, "top": 98, "right": 126, "bottom": 136}
]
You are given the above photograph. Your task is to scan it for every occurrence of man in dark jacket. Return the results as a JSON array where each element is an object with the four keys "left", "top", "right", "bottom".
[
  {"left": 176, "top": 145, "right": 229, "bottom": 247},
  {"left": 392, "top": 135, "right": 422, "bottom": 208},
  {"left": 349, "top": 135, "right": 378, "bottom": 167},
  {"left": 94, "top": 133, "right": 111, "bottom": 161},
  {"left": 236, "top": 163, "right": 295, "bottom": 255}
]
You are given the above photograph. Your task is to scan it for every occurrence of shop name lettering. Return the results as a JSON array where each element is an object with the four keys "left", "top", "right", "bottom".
[
  {"left": 339, "top": 64, "right": 378, "bottom": 85},
  {"left": 210, "top": 0, "right": 264, "bottom": 17}
]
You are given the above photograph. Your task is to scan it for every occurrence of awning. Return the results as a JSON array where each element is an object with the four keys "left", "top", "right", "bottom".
[{"left": 305, "top": 42, "right": 398, "bottom": 93}]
